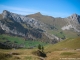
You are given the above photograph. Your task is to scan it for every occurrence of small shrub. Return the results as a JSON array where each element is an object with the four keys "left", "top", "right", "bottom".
[
  {"left": 32, "top": 50, "right": 47, "bottom": 57},
  {"left": 12, "top": 52, "right": 20, "bottom": 55},
  {"left": 38, "top": 44, "right": 42, "bottom": 50},
  {"left": 14, "top": 41, "right": 18, "bottom": 43}
]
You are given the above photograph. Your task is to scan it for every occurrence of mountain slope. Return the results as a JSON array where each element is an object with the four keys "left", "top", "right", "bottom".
[
  {"left": 28, "top": 13, "right": 80, "bottom": 32},
  {"left": 45, "top": 37, "right": 80, "bottom": 52},
  {"left": 0, "top": 10, "right": 59, "bottom": 46}
]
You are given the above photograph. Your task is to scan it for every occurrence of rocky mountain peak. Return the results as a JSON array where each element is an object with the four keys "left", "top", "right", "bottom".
[
  {"left": 2, "top": 10, "right": 10, "bottom": 18},
  {"left": 3, "top": 10, "right": 10, "bottom": 14},
  {"left": 62, "top": 13, "right": 80, "bottom": 32},
  {"left": 69, "top": 13, "right": 80, "bottom": 23},
  {"left": 72, "top": 13, "right": 78, "bottom": 16},
  {"left": 70, "top": 13, "right": 78, "bottom": 19},
  {"left": 34, "top": 12, "right": 42, "bottom": 16}
]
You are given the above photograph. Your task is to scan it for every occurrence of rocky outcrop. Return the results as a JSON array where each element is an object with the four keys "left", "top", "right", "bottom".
[{"left": 61, "top": 14, "right": 80, "bottom": 32}]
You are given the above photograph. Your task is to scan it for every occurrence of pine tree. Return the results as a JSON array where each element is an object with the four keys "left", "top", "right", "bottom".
[
  {"left": 42, "top": 46, "right": 44, "bottom": 52},
  {"left": 38, "top": 44, "right": 41, "bottom": 50}
]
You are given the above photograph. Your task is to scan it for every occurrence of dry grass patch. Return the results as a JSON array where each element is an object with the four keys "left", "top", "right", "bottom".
[
  {"left": 0, "top": 52, "right": 12, "bottom": 60},
  {"left": 60, "top": 52, "right": 76, "bottom": 55}
]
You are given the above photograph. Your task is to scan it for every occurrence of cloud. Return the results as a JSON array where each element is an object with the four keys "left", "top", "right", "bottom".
[
  {"left": 0, "top": 5, "right": 70, "bottom": 17},
  {"left": 0, "top": 5, "right": 48, "bottom": 15},
  {"left": 0, "top": 5, "right": 55, "bottom": 16}
]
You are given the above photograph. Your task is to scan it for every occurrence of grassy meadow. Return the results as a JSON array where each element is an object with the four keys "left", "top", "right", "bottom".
[
  {"left": 0, "top": 35, "right": 80, "bottom": 60},
  {"left": 0, "top": 34, "right": 47, "bottom": 48}
]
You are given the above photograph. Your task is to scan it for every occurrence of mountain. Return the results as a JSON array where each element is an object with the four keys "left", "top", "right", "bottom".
[
  {"left": 0, "top": 10, "right": 80, "bottom": 48},
  {"left": 0, "top": 10, "right": 59, "bottom": 45},
  {"left": 27, "top": 12, "right": 80, "bottom": 31},
  {"left": 27, "top": 12, "right": 80, "bottom": 38},
  {"left": 62, "top": 14, "right": 80, "bottom": 32}
]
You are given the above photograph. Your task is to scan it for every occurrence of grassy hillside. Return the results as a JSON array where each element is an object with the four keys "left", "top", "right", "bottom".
[
  {"left": 27, "top": 12, "right": 54, "bottom": 26},
  {"left": 27, "top": 12, "right": 67, "bottom": 28},
  {"left": 0, "top": 34, "right": 47, "bottom": 48},
  {"left": 63, "top": 30, "right": 79, "bottom": 38},
  {"left": 48, "top": 29, "right": 79, "bottom": 39},
  {"left": 42, "top": 37, "right": 80, "bottom": 60},
  {"left": 45, "top": 37, "right": 80, "bottom": 52}
]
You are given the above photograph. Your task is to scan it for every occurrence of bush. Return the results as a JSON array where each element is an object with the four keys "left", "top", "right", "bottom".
[{"left": 12, "top": 52, "right": 20, "bottom": 55}]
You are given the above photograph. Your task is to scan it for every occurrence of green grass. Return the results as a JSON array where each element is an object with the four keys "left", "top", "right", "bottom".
[
  {"left": 48, "top": 29, "right": 79, "bottom": 39},
  {"left": 0, "top": 34, "right": 25, "bottom": 44},
  {"left": 48, "top": 30, "right": 65, "bottom": 39},
  {"left": 0, "top": 34, "right": 47, "bottom": 48},
  {"left": 63, "top": 30, "right": 79, "bottom": 38},
  {"left": 25, "top": 40, "right": 46, "bottom": 48}
]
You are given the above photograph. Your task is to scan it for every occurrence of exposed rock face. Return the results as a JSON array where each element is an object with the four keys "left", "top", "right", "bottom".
[
  {"left": 61, "top": 25, "right": 72, "bottom": 30},
  {"left": 69, "top": 14, "right": 80, "bottom": 32},
  {"left": 0, "top": 20, "right": 25, "bottom": 36},
  {"left": 0, "top": 10, "right": 59, "bottom": 44},
  {"left": 61, "top": 14, "right": 80, "bottom": 32}
]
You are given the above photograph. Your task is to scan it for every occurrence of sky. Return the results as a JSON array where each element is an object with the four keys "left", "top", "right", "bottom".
[{"left": 0, "top": 0, "right": 80, "bottom": 17}]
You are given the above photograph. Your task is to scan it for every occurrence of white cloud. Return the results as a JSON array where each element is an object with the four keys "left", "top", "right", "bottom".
[
  {"left": 0, "top": 5, "right": 48, "bottom": 15},
  {"left": 0, "top": 5, "right": 70, "bottom": 17},
  {"left": 0, "top": 5, "right": 39, "bottom": 14}
]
